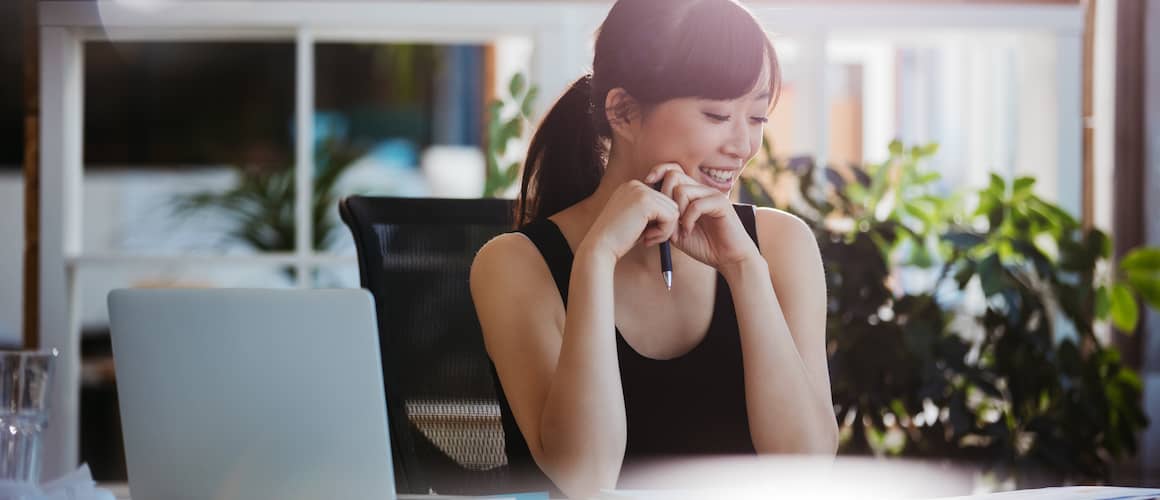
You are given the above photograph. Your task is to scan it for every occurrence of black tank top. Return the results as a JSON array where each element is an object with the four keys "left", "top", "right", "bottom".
[{"left": 491, "top": 204, "right": 759, "bottom": 490}]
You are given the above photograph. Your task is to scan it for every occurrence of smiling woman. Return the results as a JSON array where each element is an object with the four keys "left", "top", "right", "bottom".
[{"left": 469, "top": 0, "right": 837, "bottom": 498}]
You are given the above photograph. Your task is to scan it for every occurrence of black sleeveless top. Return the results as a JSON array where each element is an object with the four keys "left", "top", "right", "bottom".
[{"left": 492, "top": 204, "right": 759, "bottom": 491}]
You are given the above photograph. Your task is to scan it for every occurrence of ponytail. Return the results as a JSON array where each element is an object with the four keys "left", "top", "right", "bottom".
[{"left": 513, "top": 74, "right": 607, "bottom": 228}]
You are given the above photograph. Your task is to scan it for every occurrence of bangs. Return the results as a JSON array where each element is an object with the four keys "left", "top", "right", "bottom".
[{"left": 648, "top": 1, "right": 777, "bottom": 105}]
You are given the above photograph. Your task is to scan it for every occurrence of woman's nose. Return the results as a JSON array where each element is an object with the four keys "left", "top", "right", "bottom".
[{"left": 721, "top": 120, "right": 752, "bottom": 160}]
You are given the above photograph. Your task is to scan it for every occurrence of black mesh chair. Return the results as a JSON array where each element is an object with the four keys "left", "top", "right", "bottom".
[{"left": 339, "top": 196, "right": 521, "bottom": 495}]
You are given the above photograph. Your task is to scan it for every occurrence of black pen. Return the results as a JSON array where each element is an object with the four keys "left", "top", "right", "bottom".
[
  {"left": 652, "top": 182, "right": 673, "bottom": 290},
  {"left": 660, "top": 239, "right": 672, "bottom": 290}
]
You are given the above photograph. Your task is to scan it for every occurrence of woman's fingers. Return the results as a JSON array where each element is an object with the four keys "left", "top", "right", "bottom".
[
  {"left": 631, "top": 181, "right": 679, "bottom": 246},
  {"left": 660, "top": 173, "right": 679, "bottom": 200},
  {"left": 680, "top": 195, "right": 730, "bottom": 237},
  {"left": 640, "top": 226, "right": 664, "bottom": 246},
  {"left": 649, "top": 191, "right": 680, "bottom": 244},
  {"left": 637, "top": 166, "right": 732, "bottom": 240},
  {"left": 645, "top": 163, "right": 698, "bottom": 202},
  {"left": 643, "top": 163, "right": 682, "bottom": 185},
  {"left": 671, "top": 182, "right": 716, "bottom": 219}
]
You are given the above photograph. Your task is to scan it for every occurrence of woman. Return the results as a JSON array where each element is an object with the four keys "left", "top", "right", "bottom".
[{"left": 470, "top": 0, "right": 838, "bottom": 497}]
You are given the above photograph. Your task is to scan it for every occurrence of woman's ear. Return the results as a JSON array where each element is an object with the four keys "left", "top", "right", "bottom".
[{"left": 605, "top": 88, "right": 642, "bottom": 143}]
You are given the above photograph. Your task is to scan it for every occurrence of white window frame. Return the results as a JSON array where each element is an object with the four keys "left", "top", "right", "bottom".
[{"left": 38, "top": 1, "right": 1083, "bottom": 479}]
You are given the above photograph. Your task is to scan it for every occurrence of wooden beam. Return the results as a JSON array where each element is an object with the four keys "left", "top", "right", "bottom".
[
  {"left": 1113, "top": 0, "right": 1146, "bottom": 367},
  {"left": 22, "top": 0, "right": 39, "bottom": 349},
  {"left": 482, "top": 42, "right": 495, "bottom": 163}
]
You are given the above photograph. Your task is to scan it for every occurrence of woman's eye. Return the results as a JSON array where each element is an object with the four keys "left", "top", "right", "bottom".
[
  {"left": 703, "top": 112, "right": 730, "bottom": 122},
  {"left": 750, "top": 117, "right": 769, "bottom": 124}
]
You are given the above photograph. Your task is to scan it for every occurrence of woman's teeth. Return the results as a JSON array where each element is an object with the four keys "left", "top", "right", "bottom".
[{"left": 699, "top": 167, "right": 734, "bottom": 184}]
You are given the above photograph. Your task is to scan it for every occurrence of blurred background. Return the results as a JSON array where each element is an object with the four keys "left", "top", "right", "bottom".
[{"left": 2, "top": 0, "right": 1158, "bottom": 494}]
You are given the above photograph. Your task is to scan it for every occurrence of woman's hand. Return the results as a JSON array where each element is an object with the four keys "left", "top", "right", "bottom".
[
  {"left": 644, "top": 163, "right": 761, "bottom": 271},
  {"left": 580, "top": 179, "right": 681, "bottom": 262}
]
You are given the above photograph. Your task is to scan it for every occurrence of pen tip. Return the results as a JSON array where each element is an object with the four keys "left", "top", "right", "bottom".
[{"left": 663, "top": 271, "right": 672, "bottom": 290}]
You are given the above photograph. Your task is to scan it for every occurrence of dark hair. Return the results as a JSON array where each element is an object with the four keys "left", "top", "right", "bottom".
[{"left": 514, "top": 0, "right": 781, "bottom": 227}]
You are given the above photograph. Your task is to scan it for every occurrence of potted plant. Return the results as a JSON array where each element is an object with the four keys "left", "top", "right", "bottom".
[
  {"left": 741, "top": 140, "right": 1160, "bottom": 486},
  {"left": 483, "top": 73, "right": 537, "bottom": 198}
]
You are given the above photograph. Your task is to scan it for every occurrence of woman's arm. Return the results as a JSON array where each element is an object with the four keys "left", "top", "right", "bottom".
[
  {"left": 719, "top": 208, "right": 838, "bottom": 455},
  {"left": 471, "top": 234, "right": 627, "bottom": 498},
  {"left": 473, "top": 182, "right": 678, "bottom": 497}
]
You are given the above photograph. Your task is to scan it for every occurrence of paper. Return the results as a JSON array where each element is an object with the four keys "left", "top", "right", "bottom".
[{"left": 0, "top": 464, "right": 116, "bottom": 500}]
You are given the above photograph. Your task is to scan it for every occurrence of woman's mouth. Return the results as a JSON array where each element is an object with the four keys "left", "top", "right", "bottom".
[{"left": 698, "top": 166, "right": 738, "bottom": 191}]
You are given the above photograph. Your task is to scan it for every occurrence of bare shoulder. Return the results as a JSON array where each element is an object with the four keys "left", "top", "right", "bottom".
[
  {"left": 753, "top": 207, "right": 819, "bottom": 261},
  {"left": 470, "top": 232, "right": 565, "bottom": 346},
  {"left": 472, "top": 232, "right": 544, "bottom": 278},
  {"left": 470, "top": 232, "right": 558, "bottom": 304}
]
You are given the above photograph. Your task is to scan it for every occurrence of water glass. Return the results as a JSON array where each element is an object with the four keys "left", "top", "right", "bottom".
[{"left": 0, "top": 350, "right": 57, "bottom": 484}]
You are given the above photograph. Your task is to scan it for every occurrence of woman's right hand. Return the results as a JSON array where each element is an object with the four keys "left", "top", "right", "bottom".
[{"left": 580, "top": 178, "right": 680, "bottom": 261}]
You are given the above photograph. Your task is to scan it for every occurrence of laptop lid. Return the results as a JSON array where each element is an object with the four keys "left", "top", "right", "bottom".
[{"left": 108, "top": 288, "right": 395, "bottom": 500}]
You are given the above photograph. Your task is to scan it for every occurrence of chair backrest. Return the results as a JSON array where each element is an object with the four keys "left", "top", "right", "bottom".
[{"left": 339, "top": 195, "right": 515, "bottom": 495}]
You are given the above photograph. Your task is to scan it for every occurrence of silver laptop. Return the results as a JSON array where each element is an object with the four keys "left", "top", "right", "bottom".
[{"left": 108, "top": 288, "right": 396, "bottom": 500}]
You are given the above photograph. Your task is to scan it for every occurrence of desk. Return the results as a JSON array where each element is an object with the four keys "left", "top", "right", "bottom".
[
  {"left": 100, "top": 482, "right": 1160, "bottom": 500},
  {"left": 99, "top": 455, "right": 1159, "bottom": 500},
  {"left": 99, "top": 482, "right": 542, "bottom": 499},
  {"left": 936, "top": 487, "right": 1160, "bottom": 499}
]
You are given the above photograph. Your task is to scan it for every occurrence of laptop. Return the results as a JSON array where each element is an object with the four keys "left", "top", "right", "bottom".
[{"left": 108, "top": 288, "right": 396, "bottom": 500}]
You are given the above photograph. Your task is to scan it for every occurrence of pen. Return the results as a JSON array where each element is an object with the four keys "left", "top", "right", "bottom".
[
  {"left": 660, "top": 239, "right": 672, "bottom": 290},
  {"left": 652, "top": 182, "right": 673, "bottom": 290}
]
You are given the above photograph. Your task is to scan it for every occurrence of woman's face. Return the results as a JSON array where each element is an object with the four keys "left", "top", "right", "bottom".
[{"left": 632, "top": 63, "right": 772, "bottom": 194}]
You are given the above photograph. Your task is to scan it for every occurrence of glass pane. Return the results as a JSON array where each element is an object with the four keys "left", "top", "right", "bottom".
[
  {"left": 766, "top": 37, "right": 801, "bottom": 159},
  {"left": 315, "top": 42, "right": 504, "bottom": 259},
  {"left": 0, "top": 0, "right": 24, "bottom": 167},
  {"left": 314, "top": 42, "right": 493, "bottom": 206},
  {"left": 828, "top": 61, "right": 864, "bottom": 168},
  {"left": 826, "top": 31, "right": 1066, "bottom": 199},
  {"left": 82, "top": 41, "right": 296, "bottom": 257},
  {"left": 765, "top": 37, "right": 864, "bottom": 166}
]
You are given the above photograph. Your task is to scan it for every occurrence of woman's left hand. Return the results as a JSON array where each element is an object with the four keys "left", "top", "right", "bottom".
[{"left": 644, "top": 163, "right": 761, "bottom": 271}]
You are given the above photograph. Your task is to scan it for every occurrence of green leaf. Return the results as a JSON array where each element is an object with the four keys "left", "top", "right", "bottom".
[
  {"left": 509, "top": 72, "right": 526, "bottom": 98},
  {"left": 846, "top": 182, "right": 867, "bottom": 204},
  {"left": 504, "top": 161, "right": 522, "bottom": 184},
  {"left": 987, "top": 203, "right": 1005, "bottom": 231},
  {"left": 907, "top": 242, "right": 935, "bottom": 268},
  {"left": 902, "top": 201, "right": 930, "bottom": 225},
  {"left": 487, "top": 99, "right": 503, "bottom": 116},
  {"left": 521, "top": 86, "right": 539, "bottom": 117},
  {"left": 495, "top": 119, "right": 522, "bottom": 155},
  {"left": 1125, "top": 272, "right": 1160, "bottom": 310},
  {"left": 889, "top": 139, "right": 904, "bottom": 156},
  {"left": 1013, "top": 177, "right": 1036, "bottom": 195},
  {"left": 915, "top": 172, "right": 941, "bottom": 185},
  {"left": 989, "top": 173, "right": 1006, "bottom": 196},
  {"left": 1028, "top": 196, "right": 1079, "bottom": 229},
  {"left": 1096, "top": 286, "right": 1111, "bottom": 319},
  {"left": 975, "top": 194, "right": 997, "bottom": 219},
  {"left": 917, "top": 143, "right": 940, "bottom": 157},
  {"left": 944, "top": 231, "right": 986, "bottom": 251},
  {"left": 504, "top": 117, "right": 523, "bottom": 140},
  {"left": 1110, "top": 284, "right": 1139, "bottom": 332},
  {"left": 1086, "top": 230, "right": 1112, "bottom": 260},
  {"left": 890, "top": 400, "right": 909, "bottom": 421},
  {"left": 954, "top": 261, "right": 976, "bottom": 289},
  {"left": 1121, "top": 248, "right": 1160, "bottom": 273},
  {"left": 979, "top": 253, "right": 1004, "bottom": 297}
]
